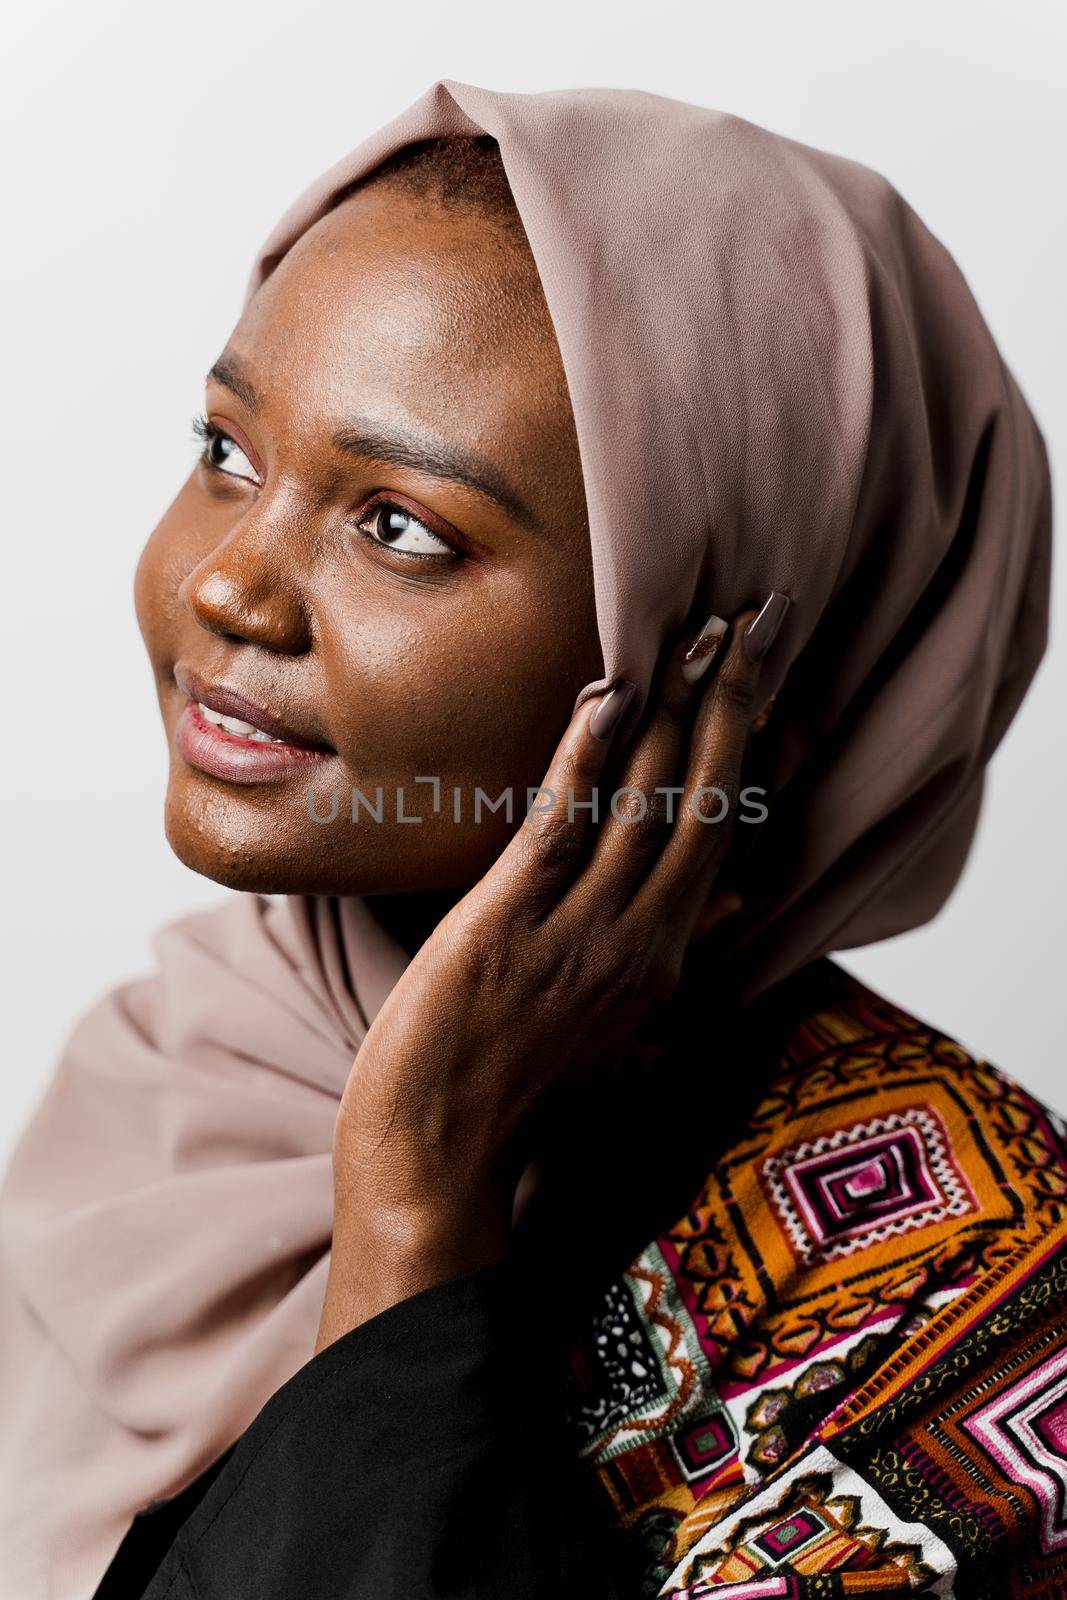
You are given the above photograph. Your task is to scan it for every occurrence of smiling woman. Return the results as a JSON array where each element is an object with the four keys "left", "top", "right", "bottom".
[
  {"left": 137, "top": 137, "right": 599, "bottom": 898},
  {"left": 0, "top": 82, "right": 1064, "bottom": 1600}
]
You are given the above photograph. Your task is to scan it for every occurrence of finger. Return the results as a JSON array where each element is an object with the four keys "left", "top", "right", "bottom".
[
  {"left": 571, "top": 616, "right": 728, "bottom": 912},
  {"left": 629, "top": 609, "right": 759, "bottom": 925},
  {"left": 751, "top": 691, "right": 778, "bottom": 734},
  {"left": 690, "top": 888, "right": 744, "bottom": 943},
  {"left": 488, "top": 677, "right": 636, "bottom": 917},
  {"left": 640, "top": 592, "right": 789, "bottom": 940}
]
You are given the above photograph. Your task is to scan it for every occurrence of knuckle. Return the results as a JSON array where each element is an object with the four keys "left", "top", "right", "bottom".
[
  {"left": 691, "top": 786, "right": 727, "bottom": 824},
  {"left": 622, "top": 791, "right": 673, "bottom": 855},
  {"left": 528, "top": 812, "right": 582, "bottom": 877},
  {"left": 715, "top": 667, "right": 757, "bottom": 717},
  {"left": 691, "top": 775, "right": 740, "bottom": 823},
  {"left": 568, "top": 740, "right": 604, "bottom": 790},
  {"left": 653, "top": 691, "right": 688, "bottom": 736}
]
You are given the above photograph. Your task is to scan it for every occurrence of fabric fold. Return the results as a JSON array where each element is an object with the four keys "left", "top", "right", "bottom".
[{"left": 0, "top": 81, "right": 1051, "bottom": 1597}]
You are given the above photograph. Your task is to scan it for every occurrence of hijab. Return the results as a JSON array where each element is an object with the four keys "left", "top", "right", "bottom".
[{"left": 0, "top": 81, "right": 1050, "bottom": 1597}]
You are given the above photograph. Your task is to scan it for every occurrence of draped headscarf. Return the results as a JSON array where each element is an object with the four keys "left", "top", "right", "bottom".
[{"left": 0, "top": 81, "right": 1050, "bottom": 1597}]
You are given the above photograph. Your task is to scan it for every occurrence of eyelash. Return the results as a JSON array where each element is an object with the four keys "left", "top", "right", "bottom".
[
  {"left": 191, "top": 413, "right": 463, "bottom": 565},
  {"left": 192, "top": 412, "right": 227, "bottom": 452}
]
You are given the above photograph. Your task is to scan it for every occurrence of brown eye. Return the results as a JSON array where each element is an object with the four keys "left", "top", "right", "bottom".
[
  {"left": 359, "top": 502, "right": 455, "bottom": 558},
  {"left": 207, "top": 431, "right": 258, "bottom": 484},
  {"left": 193, "top": 417, "right": 260, "bottom": 485}
]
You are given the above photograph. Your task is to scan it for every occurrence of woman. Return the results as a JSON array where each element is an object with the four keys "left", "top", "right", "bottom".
[{"left": 0, "top": 80, "right": 1061, "bottom": 1599}]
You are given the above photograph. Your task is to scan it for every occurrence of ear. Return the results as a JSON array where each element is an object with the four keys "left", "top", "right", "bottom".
[{"left": 751, "top": 692, "right": 778, "bottom": 734}]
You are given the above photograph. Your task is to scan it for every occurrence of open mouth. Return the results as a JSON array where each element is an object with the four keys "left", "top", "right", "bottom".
[
  {"left": 194, "top": 701, "right": 303, "bottom": 746},
  {"left": 173, "top": 665, "right": 334, "bottom": 784}
]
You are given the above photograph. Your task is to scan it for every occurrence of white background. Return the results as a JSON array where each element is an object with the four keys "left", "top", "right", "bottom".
[{"left": 1, "top": 0, "right": 1064, "bottom": 1164}]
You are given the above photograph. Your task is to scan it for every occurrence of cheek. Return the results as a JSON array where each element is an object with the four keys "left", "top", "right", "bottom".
[
  {"left": 134, "top": 478, "right": 206, "bottom": 665},
  {"left": 320, "top": 568, "right": 596, "bottom": 796},
  {"left": 133, "top": 521, "right": 169, "bottom": 659}
]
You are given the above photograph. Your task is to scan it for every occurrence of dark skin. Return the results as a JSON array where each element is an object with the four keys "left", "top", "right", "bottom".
[
  {"left": 136, "top": 179, "right": 766, "bottom": 1351},
  {"left": 137, "top": 182, "right": 600, "bottom": 901}
]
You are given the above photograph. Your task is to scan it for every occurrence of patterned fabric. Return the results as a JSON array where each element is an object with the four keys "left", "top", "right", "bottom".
[{"left": 565, "top": 964, "right": 1067, "bottom": 1598}]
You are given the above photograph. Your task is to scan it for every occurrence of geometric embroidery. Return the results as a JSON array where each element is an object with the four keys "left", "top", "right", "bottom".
[
  {"left": 673, "top": 1407, "right": 738, "bottom": 1483},
  {"left": 761, "top": 1106, "right": 976, "bottom": 1264},
  {"left": 751, "top": 1508, "right": 826, "bottom": 1560},
  {"left": 561, "top": 961, "right": 1067, "bottom": 1596},
  {"left": 964, "top": 1347, "right": 1067, "bottom": 1554},
  {"left": 679, "top": 1456, "right": 943, "bottom": 1586},
  {"left": 568, "top": 1277, "right": 668, "bottom": 1445}
]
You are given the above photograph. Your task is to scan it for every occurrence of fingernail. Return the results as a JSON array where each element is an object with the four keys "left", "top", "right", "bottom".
[
  {"left": 744, "top": 591, "right": 791, "bottom": 663},
  {"left": 589, "top": 679, "right": 636, "bottom": 741},
  {"left": 681, "top": 614, "right": 728, "bottom": 684}
]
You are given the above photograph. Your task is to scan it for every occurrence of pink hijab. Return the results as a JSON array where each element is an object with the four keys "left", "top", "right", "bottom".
[{"left": 0, "top": 81, "right": 1050, "bottom": 1596}]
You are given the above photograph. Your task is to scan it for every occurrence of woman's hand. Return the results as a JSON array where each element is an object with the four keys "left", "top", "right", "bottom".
[{"left": 316, "top": 603, "right": 779, "bottom": 1351}]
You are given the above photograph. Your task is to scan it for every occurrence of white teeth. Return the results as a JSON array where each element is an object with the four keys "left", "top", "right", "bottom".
[{"left": 198, "top": 702, "right": 285, "bottom": 744}]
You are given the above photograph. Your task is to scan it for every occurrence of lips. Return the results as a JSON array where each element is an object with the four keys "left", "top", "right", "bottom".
[{"left": 174, "top": 664, "right": 333, "bottom": 785}]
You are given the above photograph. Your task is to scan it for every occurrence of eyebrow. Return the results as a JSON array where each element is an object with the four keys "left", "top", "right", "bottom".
[
  {"left": 206, "top": 354, "right": 259, "bottom": 414},
  {"left": 206, "top": 351, "right": 539, "bottom": 532}
]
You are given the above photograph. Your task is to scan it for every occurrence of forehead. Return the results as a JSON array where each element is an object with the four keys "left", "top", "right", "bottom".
[{"left": 231, "top": 183, "right": 566, "bottom": 434}]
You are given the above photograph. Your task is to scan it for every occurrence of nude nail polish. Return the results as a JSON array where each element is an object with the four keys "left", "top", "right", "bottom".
[
  {"left": 589, "top": 679, "right": 636, "bottom": 741},
  {"left": 682, "top": 614, "right": 728, "bottom": 684},
  {"left": 744, "top": 592, "right": 791, "bottom": 663}
]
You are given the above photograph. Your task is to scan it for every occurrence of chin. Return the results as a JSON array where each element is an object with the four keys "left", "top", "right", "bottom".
[
  {"left": 163, "top": 804, "right": 303, "bottom": 894},
  {"left": 162, "top": 774, "right": 329, "bottom": 895},
  {"left": 161, "top": 779, "right": 504, "bottom": 899}
]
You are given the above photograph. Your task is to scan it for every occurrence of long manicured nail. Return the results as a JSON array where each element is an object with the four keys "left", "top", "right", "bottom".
[
  {"left": 682, "top": 613, "right": 728, "bottom": 684},
  {"left": 744, "top": 591, "right": 791, "bottom": 663},
  {"left": 589, "top": 679, "right": 636, "bottom": 741}
]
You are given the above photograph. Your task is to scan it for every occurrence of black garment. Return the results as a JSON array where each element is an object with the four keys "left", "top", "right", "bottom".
[
  {"left": 93, "top": 961, "right": 838, "bottom": 1600},
  {"left": 93, "top": 1265, "right": 627, "bottom": 1600}
]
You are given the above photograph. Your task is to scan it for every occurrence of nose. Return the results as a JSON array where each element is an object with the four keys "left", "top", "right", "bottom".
[{"left": 179, "top": 512, "right": 313, "bottom": 656}]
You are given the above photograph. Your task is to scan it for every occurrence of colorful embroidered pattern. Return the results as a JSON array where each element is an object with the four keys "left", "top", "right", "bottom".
[
  {"left": 962, "top": 1346, "right": 1067, "bottom": 1555},
  {"left": 565, "top": 963, "right": 1067, "bottom": 1597},
  {"left": 760, "top": 1105, "right": 976, "bottom": 1264}
]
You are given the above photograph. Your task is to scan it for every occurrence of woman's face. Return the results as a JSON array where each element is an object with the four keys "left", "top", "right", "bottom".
[{"left": 137, "top": 180, "right": 601, "bottom": 896}]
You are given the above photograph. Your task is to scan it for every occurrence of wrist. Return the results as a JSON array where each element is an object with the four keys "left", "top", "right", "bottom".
[{"left": 316, "top": 1192, "right": 511, "bottom": 1352}]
